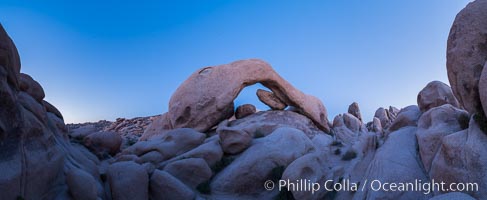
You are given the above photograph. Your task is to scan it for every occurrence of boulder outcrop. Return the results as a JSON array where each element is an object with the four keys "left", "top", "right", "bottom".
[
  {"left": 447, "top": 0, "right": 487, "bottom": 115},
  {"left": 354, "top": 127, "right": 432, "bottom": 200},
  {"left": 0, "top": 24, "right": 104, "bottom": 200},
  {"left": 430, "top": 116, "right": 487, "bottom": 198},
  {"left": 3, "top": 1, "right": 487, "bottom": 198},
  {"left": 234, "top": 104, "right": 256, "bottom": 119},
  {"left": 210, "top": 127, "right": 314, "bottom": 198},
  {"left": 256, "top": 89, "right": 287, "bottom": 110},
  {"left": 416, "top": 104, "right": 469, "bottom": 172},
  {"left": 417, "top": 81, "right": 460, "bottom": 112}
]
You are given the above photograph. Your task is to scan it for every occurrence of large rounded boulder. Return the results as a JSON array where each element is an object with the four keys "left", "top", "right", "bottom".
[{"left": 447, "top": 0, "right": 487, "bottom": 115}]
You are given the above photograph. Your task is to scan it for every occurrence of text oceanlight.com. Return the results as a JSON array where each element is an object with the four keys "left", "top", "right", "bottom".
[{"left": 264, "top": 179, "right": 478, "bottom": 195}]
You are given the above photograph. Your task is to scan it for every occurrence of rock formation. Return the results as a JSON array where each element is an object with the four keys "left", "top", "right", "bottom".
[
  {"left": 0, "top": 24, "right": 105, "bottom": 200},
  {"left": 2, "top": 1, "right": 487, "bottom": 199},
  {"left": 141, "top": 59, "right": 330, "bottom": 140},
  {"left": 354, "top": 127, "right": 432, "bottom": 200},
  {"left": 234, "top": 104, "right": 256, "bottom": 119},
  {"left": 447, "top": 0, "right": 487, "bottom": 116},
  {"left": 348, "top": 102, "right": 363, "bottom": 122},
  {"left": 417, "top": 81, "right": 460, "bottom": 112},
  {"left": 256, "top": 89, "right": 287, "bottom": 110}
]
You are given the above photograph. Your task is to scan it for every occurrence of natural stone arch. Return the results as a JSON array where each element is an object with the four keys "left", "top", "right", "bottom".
[{"left": 141, "top": 59, "right": 330, "bottom": 140}]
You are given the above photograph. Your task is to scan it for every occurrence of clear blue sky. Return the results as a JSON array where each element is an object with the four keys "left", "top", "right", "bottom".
[{"left": 0, "top": 0, "right": 471, "bottom": 123}]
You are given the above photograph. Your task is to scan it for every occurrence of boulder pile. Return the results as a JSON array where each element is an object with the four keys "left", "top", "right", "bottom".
[{"left": 2, "top": 1, "right": 487, "bottom": 199}]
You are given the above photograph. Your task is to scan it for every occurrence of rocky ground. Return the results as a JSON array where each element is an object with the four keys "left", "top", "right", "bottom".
[
  {"left": 1, "top": 1, "right": 487, "bottom": 200},
  {"left": 67, "top": 116, "right": 159, "bottom": 149}
]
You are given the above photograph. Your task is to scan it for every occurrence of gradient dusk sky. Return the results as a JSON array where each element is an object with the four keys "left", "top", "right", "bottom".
[{"left": 0, "top": 0, "right": 472, "bottom": 123}]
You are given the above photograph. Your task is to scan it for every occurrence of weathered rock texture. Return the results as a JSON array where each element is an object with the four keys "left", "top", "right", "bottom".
[
  {"left": 3, "top": 2, "right": 487, "bottom": 198},
  {"left": 387, "top": 105, "right": 421, "bottom": 133},
  {"left": 417, "top": 81, "right": 460, "bottom": 112},
  {"left": 430, "top": 116, "right": 487, "bottom": 198},
  {"left": 348, "top": 102, "right": 363, "bottom": 122},
  {"left": 108, "top": 161, "right": 149, "bottom": 200},
  {"left": 141, "top": 59, "right": 330, "bottom": 140},
  {"left": 447, "top": 0, "right": 487, "bottom": 115},
  {"left": 374, "top": 107, "right": 398, "bottom": 130},
  {"left": 68, "top": 116, "right": 158, "bottom": 148},
  {"left": 416, "top": 104, "right": 469, "bottom": 172},
  {"left": 234, "top": 104, "right": 256, "bottom": 119},
  {"left": 355, "top": 127, "right": 432, "bottom": 200},
  {"left": 0, "top": 24, "right": 105, "bottom": 200},
  {"left": 256, "top": 89, "right": 287, "bottom": 110}
]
